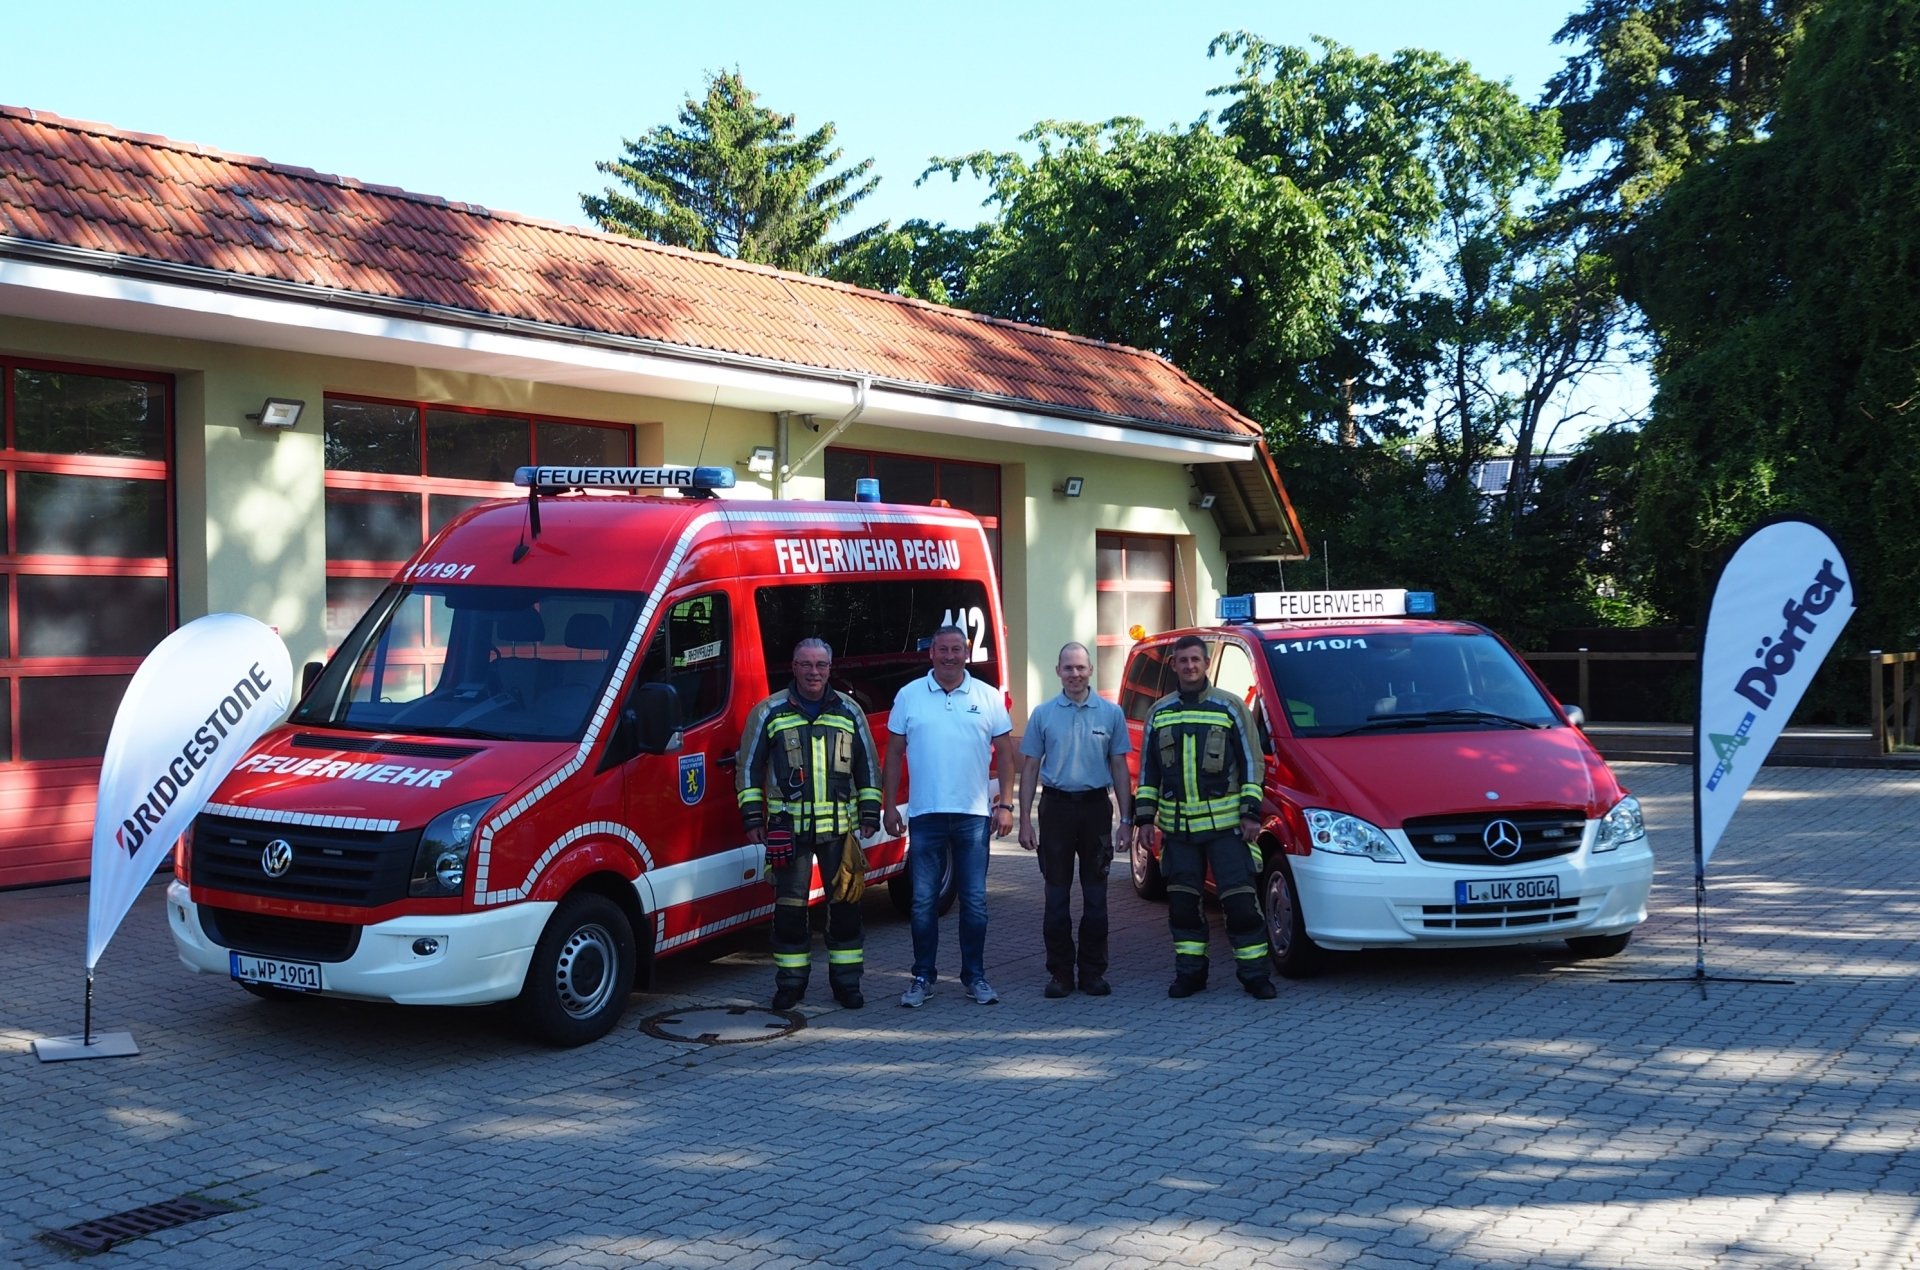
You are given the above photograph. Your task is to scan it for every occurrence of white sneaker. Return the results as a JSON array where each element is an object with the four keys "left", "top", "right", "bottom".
[
  {"left": 899, "top": 976, "right": 931, "bottom": 1008},
  {"left": 964, "top": 979, "right": 1000, "bottom": 1005}
]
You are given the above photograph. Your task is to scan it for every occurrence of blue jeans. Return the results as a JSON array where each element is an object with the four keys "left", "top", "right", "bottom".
[{"left": 908, "top": 812, "right": 990, "bottom": 986}]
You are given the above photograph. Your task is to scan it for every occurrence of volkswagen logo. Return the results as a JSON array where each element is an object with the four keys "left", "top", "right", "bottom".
[
  {"left": 1482, "top": 819, "right": 1523, "bottom": 860},
  {"left": 261, "top": 838, "right": 294, "bottom": 878}
]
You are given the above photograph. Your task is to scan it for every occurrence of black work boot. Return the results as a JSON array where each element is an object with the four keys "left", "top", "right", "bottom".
[
  {"left": 1167, "top": 972, "right": 1207, "bottom": 999},
  {"left": 1242, "top": 976, "right": 1277, "bottom": 1000},
  {"left": 772, "top": 984, "right": 805, "bottom": 1010}
]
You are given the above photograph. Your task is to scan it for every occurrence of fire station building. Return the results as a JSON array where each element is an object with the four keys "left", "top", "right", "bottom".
[{"left": 0, "top": 105, "right": 1303, "bottom": 885}]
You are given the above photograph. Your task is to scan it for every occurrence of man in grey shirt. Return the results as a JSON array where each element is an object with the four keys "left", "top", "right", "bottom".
[{"left": 1016, "top": 642, "right": 1132, "bottom": 997}]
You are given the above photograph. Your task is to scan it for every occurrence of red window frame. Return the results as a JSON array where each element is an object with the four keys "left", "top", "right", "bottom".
[
  {"left": 824, "top": 447, "right": 1002, "bottom": 571},
  {"left": 1095, "top": 533, "right": 1176, "bottom": 700},
  {"left": 0, "top": 356, "right": 176, "bottom": 765},
  {"left": 322, "top": 394, "right": 635, "bottom": 650}
]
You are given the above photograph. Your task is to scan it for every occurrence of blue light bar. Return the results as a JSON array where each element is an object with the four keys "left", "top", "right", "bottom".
[
  {"left": 1217, "top": 594, "right": 1254, "bottom": 622},
  {"left": 1405, "top": 591, "right": 1437, "bottom": 614}
]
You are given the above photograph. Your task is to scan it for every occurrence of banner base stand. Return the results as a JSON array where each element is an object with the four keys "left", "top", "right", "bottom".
[
  {"left": 32, "top": 1031, "right": 140, "bottom": 1062},
  {"left": 1610, "top": 969, "right": 1793, "bottom": 999}
]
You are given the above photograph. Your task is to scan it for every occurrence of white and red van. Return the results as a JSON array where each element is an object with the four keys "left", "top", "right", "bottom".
[
  {"left": 1122, "top": 589, "right": 1652, "bottom": 977},
  {"left": 168, "top": 466, "right": 1005, "bottom": 1045}
]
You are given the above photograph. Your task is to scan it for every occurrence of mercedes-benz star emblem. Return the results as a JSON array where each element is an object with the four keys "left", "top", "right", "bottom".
[
  {"left": 1482, "top": 819, "right": 1523, "bottom": 860},
  {"left": 261, "top": 838, "right": 294, "bottom": 878}
]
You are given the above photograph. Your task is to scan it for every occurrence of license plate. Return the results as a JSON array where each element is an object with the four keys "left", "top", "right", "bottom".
[
  {"left": 230, "top": 951, "right": 322, "bottom": 992},
  {"left": 1456, "top": 875, "right": 1560, "bottom": 905}
]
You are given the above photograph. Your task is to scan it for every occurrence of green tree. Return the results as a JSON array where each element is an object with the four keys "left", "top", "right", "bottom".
[
  {"left": 1627, "top": 0, "right": 1920, "bottom": 646},
  {"left": 582, "top": 70, "right": 881, "bottom": 274}
]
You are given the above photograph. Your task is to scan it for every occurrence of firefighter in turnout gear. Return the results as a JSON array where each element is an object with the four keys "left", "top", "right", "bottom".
[
  {"left": 1132, "top": 634, "right": 1278, "bottom": 1000},
  {"left": 737, "top": 638, "right": 883, "bottom": 1010}
]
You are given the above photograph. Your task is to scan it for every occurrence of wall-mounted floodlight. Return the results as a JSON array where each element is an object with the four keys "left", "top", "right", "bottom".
[
  {"left": 247, "top": 398, "right": 305, "bottom": 430},
  {"left": 1192, "top": 492, "right": 1218, "bottom": 510},
  {"left": 1055, "top": 476, "right": 1084, "bottom": 498},
  {"left": 747, "top": 445, "right": 776, "bottom": 475}
]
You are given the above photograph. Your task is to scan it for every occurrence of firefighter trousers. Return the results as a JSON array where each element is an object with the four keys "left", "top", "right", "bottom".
[
  {"left": 770, "top": 833, "right": 863, "bottom": 997},
  {"left": 1161, "top": 829, "right": 1269, "bottom": 984}
]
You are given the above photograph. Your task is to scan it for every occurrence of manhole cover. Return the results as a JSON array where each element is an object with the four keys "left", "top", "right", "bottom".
[{"left": 641, "top": 1005, "right": 804, "bottom": 1044}]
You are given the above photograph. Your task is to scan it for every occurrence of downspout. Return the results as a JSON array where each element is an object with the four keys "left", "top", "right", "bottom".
[
  {"left": 780, "top": 376, "right": 870, "bottom": 492},
  {"left": 773, "top": 411, "right": 791, "bottom": 500}
]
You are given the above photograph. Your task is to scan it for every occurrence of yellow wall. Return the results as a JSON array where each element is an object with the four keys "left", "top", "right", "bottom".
[{"left": 0, "top": 316, "right": 1227, "bottom": 713}]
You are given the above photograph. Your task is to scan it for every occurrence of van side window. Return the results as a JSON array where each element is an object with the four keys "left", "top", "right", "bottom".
[
  {"left": 756, "top": 579, "right": 999, "bottom": 712},
  {"left": 1120, "top": 645, "right": 1172, "bottom": 722},
  {"left": 637, "top": 593, "right": 731, "bottom": 726}
]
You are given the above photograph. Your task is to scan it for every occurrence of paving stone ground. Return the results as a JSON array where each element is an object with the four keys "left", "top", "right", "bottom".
[{"left": 3, "top": 761, "right": 1917, "bottom": 1267}]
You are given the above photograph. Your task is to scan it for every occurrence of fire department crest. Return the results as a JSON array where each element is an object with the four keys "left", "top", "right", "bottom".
[{"left": 678, "top": 753, "right": 707, "bottom": 805}]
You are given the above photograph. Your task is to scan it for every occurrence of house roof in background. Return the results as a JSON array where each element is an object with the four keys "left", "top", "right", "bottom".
[{"left": 0, "top": 105, "right": 1261, "bottom": 442}]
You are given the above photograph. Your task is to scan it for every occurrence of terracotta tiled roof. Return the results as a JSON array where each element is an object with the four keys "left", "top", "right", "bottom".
[{"left": 0, "top": 105, "right": 1260, "bottom": 441}]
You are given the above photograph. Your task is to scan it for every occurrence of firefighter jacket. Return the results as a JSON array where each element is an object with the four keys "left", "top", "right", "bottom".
[
  {"left": 735, "top": 688, "right": 882, "bottom": 838},
  {"left": 1133, "top": 682, "right": 1263, "bottom": 834}
]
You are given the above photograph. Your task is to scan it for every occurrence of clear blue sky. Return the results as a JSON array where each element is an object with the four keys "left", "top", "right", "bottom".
[{"left": 8, "top": 1, "right": 1581, "bottom": 234}]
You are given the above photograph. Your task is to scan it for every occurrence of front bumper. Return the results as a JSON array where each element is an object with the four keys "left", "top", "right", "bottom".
[
  {"left": 167, "top": 881, "right": 556, "bottom": 1006},
  {"left": 1290, "top": 833, "right": 1653, "bottom": 951}
]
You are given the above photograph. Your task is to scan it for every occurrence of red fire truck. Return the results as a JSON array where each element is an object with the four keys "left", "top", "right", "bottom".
[{"left": 168, "top": 466, "right": 1005, "bottom": 1045}]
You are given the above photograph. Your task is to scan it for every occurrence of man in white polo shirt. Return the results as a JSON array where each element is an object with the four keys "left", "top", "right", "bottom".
[{"left": 882, "top": 624, "right": 1016, "bottom": 1007}]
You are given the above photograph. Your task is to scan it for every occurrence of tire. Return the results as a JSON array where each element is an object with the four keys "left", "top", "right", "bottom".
[
  {"left": 1262, "top": 857, "right": 1326, "bottom": 979},
  {"left": 513, "top": 892, "right": 636, "bottom": 1047},
  {"left": 1130, "top": 832, "right": 1167, "bottom": 901},
  {"left": 1565, "top": 930, "right": 1632, "bottom": 960},
  {"left": 885, "top": 845, "right": 958, "bottom": 916}
]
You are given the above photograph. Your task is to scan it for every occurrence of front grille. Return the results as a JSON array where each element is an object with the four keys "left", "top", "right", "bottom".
[
  {"left": 289, "top": 732, "right": 481, "bottom": 759},
  {"left": 192, "top": 813, "right": 420, "bottom": 906},
  {"left": 1417, "top": 895, "right": 1586, "bottom": 931},
  {"left": 200, "top": 906, "right": 362, "bottom": 961},
  {"left": 1403, "top": 810, "right": 1587, "bottom": 865}
]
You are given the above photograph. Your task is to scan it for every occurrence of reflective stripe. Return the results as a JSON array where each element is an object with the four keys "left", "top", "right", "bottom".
[
  {"left": 773, "top": 953, "right": 812, "bottom": 968},
  {"left": 1174, "top": 941, "right": 1208, "bottom": 956},
  {"left": 1233, "top": 943, "right": 1268, "bottom": 960},
  {"left": 827, "top": 949, "right": 864, "bottom": 964}
]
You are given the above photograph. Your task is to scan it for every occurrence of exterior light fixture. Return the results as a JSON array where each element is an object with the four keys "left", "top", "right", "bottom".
[
  {"left": 747, "top": 445, "right": 776, "bottom": 475},
  {"left": 246, "top": 398, "right": 305, "bottom": 430},
  {"left": 1192, "top": 492, "right": 1218, "bottom": 511},
  {"left": 1055, "top": 476, "right": 1084, "bottom": 498}
]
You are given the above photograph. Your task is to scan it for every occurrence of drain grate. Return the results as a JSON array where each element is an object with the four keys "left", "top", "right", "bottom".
[
  {"left": 42, "top": 1196, "right": 234, "bottom": 1254},
  {"left": 641, "top": 1004, "right": 804, "bottom": 1044}
]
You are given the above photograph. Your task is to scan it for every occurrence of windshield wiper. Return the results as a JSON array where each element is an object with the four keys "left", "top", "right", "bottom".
[
  {"left": 418, "top": 725, "right": 515, "bottom": 741},
  {"left": 1336, "top": 709, "right": 1541, "bottom": 737}
]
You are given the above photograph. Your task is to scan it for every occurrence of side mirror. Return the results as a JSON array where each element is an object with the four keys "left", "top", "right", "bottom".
[
  {"left": 629, "top": 682, "right": 685, "bottom": 755},
  {"left": 1562, "top": 703, "right": 1586, "bottom": 729},
  {"left": 302, "top": 660, "right": 325, "bottom": 695}
]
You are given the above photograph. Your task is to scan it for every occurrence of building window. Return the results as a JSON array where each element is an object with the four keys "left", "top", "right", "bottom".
[
  {"left": 824, "top": 448, "right": 1001, "bottom": 566},
  {"left": 1095, "top": 533, "right": 1175, "bottom": 698},
  {"left": 1, "top": 360, "right": 174, "bottom": 764},
  {"left": 323, "top": 396, "right": 633, "bottom": 646}
]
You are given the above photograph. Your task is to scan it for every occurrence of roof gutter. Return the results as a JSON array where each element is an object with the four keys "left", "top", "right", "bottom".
[{"left": 0, "top": 235, "right": 1257, "bottom": 450}]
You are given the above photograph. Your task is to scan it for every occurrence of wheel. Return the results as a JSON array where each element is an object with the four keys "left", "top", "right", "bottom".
[
  {"left": 885, "top": 844, "right": 958, "bottom": 916},
  {"left": 1130, "top": 831, "right": 1167, "bottom": 901},
  {"left": 513, "top": 892, "right": 636, "bottom": 1047},
  {"left": 1262, "top": 857, "right": 1327, "bottom": 979},
  {"left": 1565, "top": 930, "right": 1632, "bottom": 959}
]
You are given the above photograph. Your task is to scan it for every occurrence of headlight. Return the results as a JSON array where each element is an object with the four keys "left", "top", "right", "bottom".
[
  {"left": 1303, "top": 809, "right": 1403, "bottom": 862},
  {"left": 1594, "top": 795, "right": 1646, "bottom": 852},
  {"left": 410, "top": 797, "right": 498, "bottom": 897}
]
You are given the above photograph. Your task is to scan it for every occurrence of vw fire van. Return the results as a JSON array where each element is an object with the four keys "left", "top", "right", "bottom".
[
  {"left": 1122, "top": 589, "right": 1651, "bottom": 976},
  {"left": 168, "top": 466, "right": 1006, "bottom": 1045}
]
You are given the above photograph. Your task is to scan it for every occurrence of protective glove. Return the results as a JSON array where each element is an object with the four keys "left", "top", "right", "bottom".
[{"left": 764, "top": 824, "right": 794, "bottom": 870}]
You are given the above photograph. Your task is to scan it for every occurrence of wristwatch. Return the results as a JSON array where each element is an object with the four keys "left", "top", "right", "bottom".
[{"left": 992, "top": 802, "right": 1014, "bottom": 811}]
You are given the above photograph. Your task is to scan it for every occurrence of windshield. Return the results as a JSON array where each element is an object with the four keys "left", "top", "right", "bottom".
[
  {"left": 291, "top": 583, "right": 641, "bottom": 741},
  {"left": 1262, "top": 630, "right": 1560, "bottom": 737}
]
